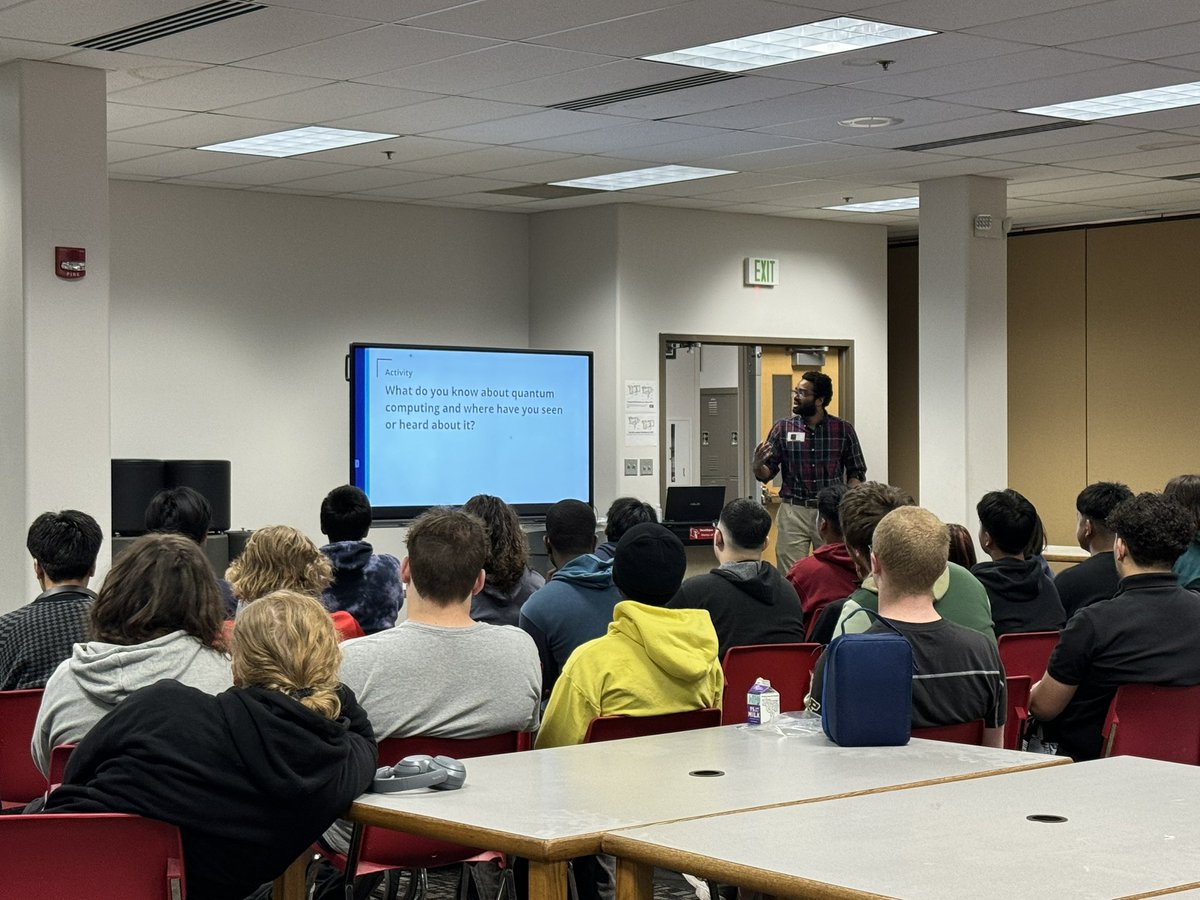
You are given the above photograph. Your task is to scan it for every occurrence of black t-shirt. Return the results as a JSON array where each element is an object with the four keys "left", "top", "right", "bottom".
[
  {"left": 1054, "top": 552, "right": 1120, "bottom": 620},
  {"left": 809, "top": 616, "right": 1007, "bottom": 729},
  {"left": 1046, "top": 572, "right": 1200, "bottom": 761}
]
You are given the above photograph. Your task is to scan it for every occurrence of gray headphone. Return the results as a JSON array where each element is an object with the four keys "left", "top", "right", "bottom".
[{"left": 372, "top": 754, "right": 467, "bottom": 793}]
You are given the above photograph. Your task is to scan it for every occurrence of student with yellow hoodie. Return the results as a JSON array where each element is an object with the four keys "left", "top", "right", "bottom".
[{"left": 536, "top": 522, "right": 724, "bottom": 750}]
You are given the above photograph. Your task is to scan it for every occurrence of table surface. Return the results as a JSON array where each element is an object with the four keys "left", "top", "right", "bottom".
[
  {"left": 603, "top": 755, "right": 1200, "bottom": 899},
  {"left": 350, "top": 717, "right": 1066, "bottom": 861}
]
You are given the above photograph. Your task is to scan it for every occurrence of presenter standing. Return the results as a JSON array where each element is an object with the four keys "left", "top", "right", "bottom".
[{"left": 752, "top": 371, "right": 866, "bottom": 573}]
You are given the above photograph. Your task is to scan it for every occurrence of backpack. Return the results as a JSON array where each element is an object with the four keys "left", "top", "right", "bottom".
[{"left": 820, "top": 608, "right": 913, "bottom": 746}]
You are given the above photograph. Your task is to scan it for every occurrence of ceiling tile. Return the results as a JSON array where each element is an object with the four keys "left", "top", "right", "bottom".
[
  {"left": 236, "top": 24, "right": 501, "bottom": 80},
  {"left": 107, "top": 112, "right": 299, "bottom": 148},
  {"left": 107, "top": 148, "right": 263, "bottom": 178},
  {"left": 517, "top": 122, "right": 732, "bottom": 154},
  {"left": 360, "top": 44, "right": 616, "bottom": 95},
  {"left": 605, "top": 131, "right": 808, "bottom": 164},
  {"left": 1064, "top": 21, "right": 1200, "bottom": 62},
  {"left": 108, "top": 66, "right": 329, "bottom": 111},
  {"left": 271, "top": 167, "right": 440, "bottom": 193},
  {"left": 583, "top": 76, "right": 820, "bottom": 121},
  {"left": 215, "top": 81, "right": 440, "bottom": 123},
  {"left": 0, "top": 36, "right": 67, "bottom": 64},
  {"left": 259, "top": 0, "right": 460, "bottom": 21},
  {"left": 669, "top": 84, "right": 901, "bottom": 130},
  {"left": 965, "top": 0, "right": 1200, "bottom": 47},
  {"left": 468, "top": 58, "right": 708, "bottom": 106},
  {"left": 398, "top": 145, "right": 575, "bottom": 175},
  {"left": 856, "top": 0, "right": 1119, "bottom": 32},
  {"left": 107, "top": 141, "right": 173, "bottom": 163},
  {"left": 291, "top": 135, "right": 490, "bottom": 166},
  {"left": 359, "top": 175, "right": 530, "bottom": 199},
  {"left": 329, "top": 96, "right": 540, "bottom": 134},
  {"left": 461, "top": 154, "right": 661, "bottom": 184},
  {"left": 423, "top": 109, "right": 640, "bottom": 144},
  {"left": 0, "top": 0, "right": 199, "bottom": 44},
  {"left": 168, "top": 157, "right": 356, "bottom": 185},
  {"left": 107, "top": 102, "right": 193, "bottom": 132},
  {"left": 401, "top": 0, "right": 685, "bottom": 41},
  {"left": 936, "top": 62, "right": 1191, "bottom": 113}
]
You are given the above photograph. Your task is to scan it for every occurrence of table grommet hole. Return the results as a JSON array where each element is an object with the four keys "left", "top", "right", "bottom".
[
  {"left": 1026, "top": 814, "right": 1068, "bottom": 824},
  {"left": 689, "top": 769, "right": 725, "bottom": 778}
]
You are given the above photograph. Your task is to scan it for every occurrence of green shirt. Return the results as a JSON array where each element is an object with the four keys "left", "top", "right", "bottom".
[{"left": 833, "top": 562, "right": 997, "bottom": 642}]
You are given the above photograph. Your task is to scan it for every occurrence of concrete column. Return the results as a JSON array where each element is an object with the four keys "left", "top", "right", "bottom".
[
  {"left": 917, "top": 175, "right": 1007, "bottom": 531},
  {"left": 0, "top": 61, "right": 110, "bottom": 609}
]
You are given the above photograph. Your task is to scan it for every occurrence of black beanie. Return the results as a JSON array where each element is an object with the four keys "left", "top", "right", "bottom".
[{"left": 612, "top": 522, "right": 687, "bottom": 605}]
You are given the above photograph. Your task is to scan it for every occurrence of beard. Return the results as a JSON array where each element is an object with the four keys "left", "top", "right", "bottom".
[{"left": 794, "top": 400, "right": 818, "bottom": 417}]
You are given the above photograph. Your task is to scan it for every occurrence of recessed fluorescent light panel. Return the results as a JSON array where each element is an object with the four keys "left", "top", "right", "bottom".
[
  {"left": 643, "top": 18, "right": 936, "bottom": 73},
  {"left": 825, "top": 197, "right": 919, "bottom": 213},
  {"left": 551, "top": 165, "right": 735, "bottom": 191},
  {"left": 1021, "top": 81, "right": 1200, "bottom": 121},
  {"left": 198, "top": 126, "right": 398, "bottom": 157}
]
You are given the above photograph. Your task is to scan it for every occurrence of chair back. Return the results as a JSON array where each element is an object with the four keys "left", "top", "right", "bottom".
[
  {"left": 720, "top": 643, "right": 823, "bottom": 725},
  {"left": 997, "top": 631, "right": 1059, "bottom": 682},
  {"left": 583, "top": 707, "right": 722, "bottom": 743},
  {"left": 0, "top": 689, "right": 46, "bottom": 807},
  {"left": 0, "top": 813, "right": 185, "bottom": 898},
  {"left": 356, "top": 732, "right": 527, "bottom": 869},
  {"left": 49, "top": 743, "right": 77, "bottom": 786},
  {"left": 911, "top": 720, "right": 987, "bottom": 746},
  {"left": 1103, "top": 683, "right": 1200, "bottom": 765},
  {"left": 1004, "top": 675, "right": 1032, "bottom": 751}
]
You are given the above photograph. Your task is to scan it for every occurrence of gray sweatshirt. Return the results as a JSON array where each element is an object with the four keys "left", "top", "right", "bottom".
[{"left": 32, "top": 629, "right": 233, "bottom": 774}]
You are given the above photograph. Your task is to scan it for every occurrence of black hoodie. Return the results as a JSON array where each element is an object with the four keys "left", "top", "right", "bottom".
[
  {"left": 971, "top": 557, "right": 1066, "bottom": 637},
  {"left": 44, "top": 680, "right": 377, "bottom": 900},
  {"left": 668, "top": 560, "right": 806, "bottom": 660}
]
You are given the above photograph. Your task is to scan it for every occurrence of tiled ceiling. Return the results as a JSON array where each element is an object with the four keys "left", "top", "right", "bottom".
[{"left": 5, "top": 0, "right": 1200, "bottom": 234}]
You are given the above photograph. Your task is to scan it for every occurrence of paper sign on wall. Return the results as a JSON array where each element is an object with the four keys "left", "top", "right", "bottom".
[
  {"left": 624, "top": 380, "right": 657, "bottom": 412},
  {"left": 625, "top": 414, "right": 657, "bottom": 446}
]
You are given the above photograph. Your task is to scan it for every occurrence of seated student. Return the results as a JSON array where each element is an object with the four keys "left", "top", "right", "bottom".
[
  {"left": 1164, "top": 474, "right": 1200, "bottom": 590},
  {"left": 32, "top": 533, "right": 232, "bottom": 775},
  {"left": 1055, "top": 482, "right": 1133, "bottom": 619},
  {"left": 228, "top": 525, "right": 364, "bottom": 640},
  {"left": 594, "top": 497, "right": 657, "bottom": 561},
  {"left": 0, "top": 510, "right": 102, "bottom": 690},
  {"left": 519, "top": 500, "right": 621, "bottom": 694},
  {"left": 812, "top": 483, "right": 995, "bottom": 645},
  {"left": 784, "top": 484, "right": 858, "bottom": 636},
  {"left": 318, "top": 485, "right": 402, "bottom": 633},
  {"left": 1031, "top": 492, "right": 1200, "bottom": 761},
  {"left": 972, "top": 489, "right": 1065, "bottom": 637},
  {"left": 323, "top": 506, "right": 541, "bottom": 856},
  {"left": 668, "top": 498, "right": 805, "bottom": 660},
  {"left": 808, "top": 507, "right": 1007, "bottom": 746},
  {"left": 536, "top": 522, "right": 723, "bottom": 750},
  {"left": 43, "top": 590, "right": 377, "bottom": 900},
  {"left": 463, "top": 494, "right": 545, "bottom": 626},
  {"left": 145, "top": 486, "right": 238, "bottom": 616}
]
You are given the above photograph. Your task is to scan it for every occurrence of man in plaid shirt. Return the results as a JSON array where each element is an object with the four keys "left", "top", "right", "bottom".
[{"left": 753, "top": 371, "right": 866, "bottom": 573}]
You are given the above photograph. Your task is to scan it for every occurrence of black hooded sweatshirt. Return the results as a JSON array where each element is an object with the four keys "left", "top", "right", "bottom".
[
  {"left": 44, "top": 680, "right": 377, "bottom": 900},
  {"left": 668, "top": 560, "right": 806, "bottom": 660},
  {"left": 971, "top": 556, "right": 1066, "bottom": 638}
]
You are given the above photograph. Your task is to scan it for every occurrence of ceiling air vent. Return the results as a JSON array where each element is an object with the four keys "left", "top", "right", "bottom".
[
  {"left": 73, "top": 0, "right": 266, "bottom": 52},
  {"left": 486, "top": 185, "right": 603, "bottom": 200},
  {"left": 1163, "top": 172, "right": 1200, "bottom": 181},
  {"left": 897, "top": 121, "right": 1084, "bottom": 152},
  {"left": 549, "top": 72, "right": 743, "bottom": 111}
]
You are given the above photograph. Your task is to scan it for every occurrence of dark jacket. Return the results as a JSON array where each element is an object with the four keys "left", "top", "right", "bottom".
[
  {"left": 320, "top": 540, "right": 403, "bottom": 633},
  {"left": 668, "top": 560, "right": 806, "bottom": 660},
  {"left": 471, "top": 567, "right": 545, "bottom": 627},
  {"left": 972, "top": 556, "right": 1065, "bottom": 637},
  {"left": 44, "top": 680, "right": 377, "bottom": 900}
]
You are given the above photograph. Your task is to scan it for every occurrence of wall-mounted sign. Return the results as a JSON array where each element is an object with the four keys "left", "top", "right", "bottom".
[{"left": 743, "top": 257, "right": 778, "bottom": 287}]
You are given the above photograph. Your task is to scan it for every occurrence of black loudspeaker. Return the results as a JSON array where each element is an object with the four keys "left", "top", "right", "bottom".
[
  {"left": 165, "top": 460, "right": 231, "bottom": 533},
  {"left": 111, "top": 459, "right": 166, "bottom": 536}
]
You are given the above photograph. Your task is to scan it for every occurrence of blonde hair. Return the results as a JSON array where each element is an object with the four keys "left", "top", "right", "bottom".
[
  {"left": 226, "top": 525, "right": 332, "bottom": 604},
  {"left": 231, "top": 590, "right": 342, "bottom": 719},
  {"left": 872, "top": 506, "right": 949, "bottom": 596}
]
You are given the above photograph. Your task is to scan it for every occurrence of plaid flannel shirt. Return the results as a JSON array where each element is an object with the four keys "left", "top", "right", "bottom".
[{"left": 765, "top": 413, "right": 867, "bottom": 502}]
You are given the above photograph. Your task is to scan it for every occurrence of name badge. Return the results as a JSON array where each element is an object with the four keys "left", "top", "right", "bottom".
[{"left": 786, "top": 431, "right": 805, "bottom": 443}]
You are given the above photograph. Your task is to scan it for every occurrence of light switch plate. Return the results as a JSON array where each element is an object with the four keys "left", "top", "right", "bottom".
[
  {"left": 624, "top": 458, "right": 638, "bottom": 476},
  {"left": 639, "top": 458, "right": 653, "bottom": 475}
]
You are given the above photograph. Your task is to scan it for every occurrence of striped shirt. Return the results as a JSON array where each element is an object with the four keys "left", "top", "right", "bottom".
[{"left": 764, "top": 412, "right": 866, "bottom": 502}]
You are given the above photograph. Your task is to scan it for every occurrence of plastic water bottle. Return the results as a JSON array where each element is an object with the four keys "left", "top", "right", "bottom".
[{"left": 747, "top": 677, "right": 780, "bottom": 725}]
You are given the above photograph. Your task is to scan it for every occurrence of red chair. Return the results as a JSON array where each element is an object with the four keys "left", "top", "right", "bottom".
[
  {"left": 1, "top": 812, "right": 185, "bottom": 898},
  {"left": 322, "top": 732, "right": 527, "bottom": 900},
  {"left": 997, "top": 631, "right": 1060, "bottom": 683},
  {"left": 1004, "top": 676, "right": 1032, "bottom": 751},
  {"left": 1103, "top": 683, "right": 1200, "bottom": 765},
  {"left": 583, "top": 707, "right": 722, "bottom": 743},
  {"left": 720, "top": 643, "right": 823, "bottom": 725},
  {"left": 0, "top": 688, "right": 46, "bottom": 808},
  {"left": 911, "top": 720, "right": 986, "bottom": 746},
  {"left": 49, "top": 742, "right": 77, "bottom": 786}
]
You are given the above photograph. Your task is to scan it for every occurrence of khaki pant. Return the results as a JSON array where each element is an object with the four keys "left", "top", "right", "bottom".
[{"left": 775, "top": 501, "right": 821, "bottom": 574}]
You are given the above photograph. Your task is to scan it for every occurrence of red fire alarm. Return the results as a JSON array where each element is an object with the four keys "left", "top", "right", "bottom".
[{"left": 55, "top": 246, "right": 86, "bottom": 280}]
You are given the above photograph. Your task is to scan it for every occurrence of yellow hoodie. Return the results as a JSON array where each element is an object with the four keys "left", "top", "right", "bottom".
[{"left": 535, "top": 600, "right": 724, "bottom": 749}]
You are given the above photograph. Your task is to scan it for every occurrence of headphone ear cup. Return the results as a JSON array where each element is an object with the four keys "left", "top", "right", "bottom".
[{"left": 429, "top": 755, "right": 467, "bottom": 790}]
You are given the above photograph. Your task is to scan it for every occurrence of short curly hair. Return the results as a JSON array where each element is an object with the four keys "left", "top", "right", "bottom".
[
  {"left": 226, "top": 525, "right": 333, "bottom": 604},
  {"left": 462, "top": 494, "right": 529, "bottom": 592},
  {"left": 1108, "top": 492, "right": 1195, "bottom": 569},
  {"left": 839, "top": 482, "right": 916, "bottom": 557}
]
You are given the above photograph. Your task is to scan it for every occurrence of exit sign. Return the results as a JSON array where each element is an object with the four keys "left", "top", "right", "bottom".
[{"left": 743, "top": 257, "right": 778, "bottom": 287}]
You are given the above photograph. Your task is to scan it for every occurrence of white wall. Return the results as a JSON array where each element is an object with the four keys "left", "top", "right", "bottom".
[
  {"left": 615, "top": 205, "right": 889, "bottom": 502},
  {"left": 109, "top": 182, "right": 530, "bottom": 559}
]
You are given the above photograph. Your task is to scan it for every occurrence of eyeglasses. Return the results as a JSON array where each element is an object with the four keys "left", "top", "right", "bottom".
[{"left": 793, "top": 388, "right": 815, "bottom": 397}]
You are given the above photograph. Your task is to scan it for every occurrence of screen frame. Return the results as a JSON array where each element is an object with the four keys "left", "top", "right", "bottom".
[{"left": 349, "top": 342, "right": 594, "bottom": 523}]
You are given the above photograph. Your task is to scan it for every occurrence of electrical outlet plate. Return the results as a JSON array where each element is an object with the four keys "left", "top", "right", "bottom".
[
  {"left": 624, "top": 458, "right": 638, "bottom": 476},
  {"left": 639, "top": 458, "right": 653, "bottom": 475}
]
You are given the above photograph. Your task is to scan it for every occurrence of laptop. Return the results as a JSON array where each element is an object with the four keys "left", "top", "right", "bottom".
[{"left": 663, "top": 485, "right": 727, "bottom": 525}]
